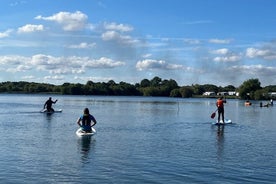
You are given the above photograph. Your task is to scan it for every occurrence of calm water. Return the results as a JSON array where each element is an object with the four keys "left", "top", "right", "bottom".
[{"left": 0, "top": 94, "right": 275, "bottom": 183}]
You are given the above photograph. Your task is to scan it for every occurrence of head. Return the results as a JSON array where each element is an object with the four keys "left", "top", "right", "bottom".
[
  {"left": 83, "top": 108, "right": 89, "bottom": 115},
  {"left": 49, "top": 97, "right": 52, "bottom": 100},
  {"left": 219, "top": 97, "right": 223, "bottom": 100}
]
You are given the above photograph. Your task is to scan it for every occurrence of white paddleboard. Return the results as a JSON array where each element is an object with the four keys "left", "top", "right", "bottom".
[
  {"left": 76, "top": 127, "right": 96, "bottom": 137},
  {"left": 40, "top": 109, "right": 63, "bottom": 113},
  {"left": 213, "top": 119, "right": 232, "bottom": 125}
]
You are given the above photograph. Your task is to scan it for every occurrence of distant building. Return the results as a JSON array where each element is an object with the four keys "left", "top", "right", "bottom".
[
  {"left": 228, "top": 91, "right": 236, "bottom": 96},
  {"left": 203, "top": 91, "right": 216, "bottom": 96},
  {"left": 268, "top": 92, "right": 276, "bottom": 97},
  {"left": 217, "top": 92, "right": 228, "bottom": 96}
]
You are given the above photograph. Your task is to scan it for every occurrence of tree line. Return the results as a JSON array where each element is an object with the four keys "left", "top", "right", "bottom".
[{"left": 0, "top": 77, "right": 275, "bottom": 100}]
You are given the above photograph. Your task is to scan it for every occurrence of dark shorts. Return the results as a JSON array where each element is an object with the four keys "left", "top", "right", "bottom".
[{"left": 218, "top": 107, "right": 224, "bottom": 113}]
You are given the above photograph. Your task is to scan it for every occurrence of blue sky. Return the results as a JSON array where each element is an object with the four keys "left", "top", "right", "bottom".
[{"left": 1, "top": 0, "right": 276, "bottom": 87}]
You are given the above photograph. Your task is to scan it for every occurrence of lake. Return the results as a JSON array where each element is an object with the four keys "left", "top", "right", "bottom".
[{"left": 0, "top": 94, "right": 275, "bottom": 183}]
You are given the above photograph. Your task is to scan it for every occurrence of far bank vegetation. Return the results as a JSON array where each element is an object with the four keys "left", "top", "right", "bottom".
[{"left": 0, "top": 77, "right": 275, "bottom": 100}]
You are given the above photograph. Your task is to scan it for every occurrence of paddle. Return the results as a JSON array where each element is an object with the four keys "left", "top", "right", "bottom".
[{"left": 211, "top": 109, "right": 218, "bottom": 119}]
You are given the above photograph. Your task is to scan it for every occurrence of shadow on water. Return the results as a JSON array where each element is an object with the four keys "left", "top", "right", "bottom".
[{"left": 77, "top": 136, "right": 96, "bottom": 163}]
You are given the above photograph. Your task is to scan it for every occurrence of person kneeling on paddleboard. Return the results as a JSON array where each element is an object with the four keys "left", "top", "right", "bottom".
[
  {"left": 44, "top": 97, "right": 58, "bottom": 112},
  {"left": 77, "top": 108, "right": 97, "bottom": 133},
  {"left": 216, "top": 96, "right": 226, "bottom": 123}
]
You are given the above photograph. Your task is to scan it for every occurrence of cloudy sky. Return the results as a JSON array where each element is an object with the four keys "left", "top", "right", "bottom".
[{"left": 1, "top": 0, "right": 276, "bottom": 87}]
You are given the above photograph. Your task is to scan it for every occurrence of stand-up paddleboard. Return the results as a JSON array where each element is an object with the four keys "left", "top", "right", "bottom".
[
  {"left": 40, "top": 109, "right": 63, "bottom": 113},
  {"left": 213, "top": 119, "right": 232, "bottom": 125},
  {"left": 76, "top": 127, "right": 96, "bottom": 137}
]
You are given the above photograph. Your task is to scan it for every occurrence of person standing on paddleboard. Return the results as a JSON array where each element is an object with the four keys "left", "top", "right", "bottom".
[
  {"left": 44, "top": 97, "right": 58, "bottom": 112},
  {"left": 77, "top": 108, "right": 97, "bottom": 133},
  {"left": 216, "top": 96, "right": 226, "bottom": 123}
]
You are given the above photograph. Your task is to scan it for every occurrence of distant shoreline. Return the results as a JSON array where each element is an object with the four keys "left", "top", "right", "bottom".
[{"left": 0, "top": 78, "right": 275, "bottom": 100}]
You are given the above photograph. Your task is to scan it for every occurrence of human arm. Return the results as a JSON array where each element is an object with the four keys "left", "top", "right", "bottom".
[
  {"left": 90, "top": 115, "right": 97, "bottom": 126},
  {"left": 76, "top": 117, "right": 82, "bottom": 127}
]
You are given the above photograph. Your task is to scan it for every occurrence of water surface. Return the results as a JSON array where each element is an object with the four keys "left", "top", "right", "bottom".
[{"left": 0, "top": 94, "right": 275, "bottom": 183}]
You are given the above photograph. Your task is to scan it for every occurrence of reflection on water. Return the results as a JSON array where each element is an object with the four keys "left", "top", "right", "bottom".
[
  {"left": 77, "top": 136, "right": 96, "bottom": 163},
  {"left": 216, "top": 125, "right": 225, "bottom": 161},
  {"left": 217, "top": 125, "right": 224, "bottom": 136}
]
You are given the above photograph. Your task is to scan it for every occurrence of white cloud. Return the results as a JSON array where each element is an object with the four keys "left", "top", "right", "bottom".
[
  {"left": 22, "top": 75, "right": 35, "bottom": 80},
  {"left": 102, "top": 31, "right": 120, "bottom": 41},
  {"left": 66, "top": 42, "right": 96, "bottom": 49},
  {"left": 184, "top": 39, "right": 201, "bottom": 45},
  {"left": 0, "top": 29, "right": 13, "bottom": 38},
  {"left": 229, "top": 64, "right": 276, "bottom": 76},
  {"left": 211, "top": 48, "right": 229, "bottom": 55},
  {"left": 30, "top": 55, "right": 125, "bottom": 71},
  {"left": 0, "top": 54, "right": 125, "bottom": 76},
  {"left": 17, "top": 24, "right": 44, "bottom": 33},
  {"left": 104, "top": 22, "right": 133, "bottom": 32},
  {"left": 85, "top": 57, "right": 125, "bottom": 68},
  {"left": 213, "top": 55, "right": 241, "bottom": 62},
  {"left": 209, "top": 39, "right": 232, "bottom": 44},
  {"left": 0, "top": 55, "right": 28, "bottom": 65},
  {"left": 136, "top": 59, "right": 187, "bottom": 71},
  {"left": 246, "top": 48, "right": 272, "bottom": 58},
  {"left": 7, "top": 64, "right": 32, "bottom": 72},
  {"left": 31, "top": 54, "right": 62, "bottom": 69},
  {"left": 211, "top": 48, "right": 241, "bottom": 62},
  {"left": 44, "top": 75, "right": 64, "bottom": 80},
  {"left": 101, "top": 30, "right": 139, "bottom": 44},
  {"left": 35, "top": 11, "right": 88, "bottom": 31}
]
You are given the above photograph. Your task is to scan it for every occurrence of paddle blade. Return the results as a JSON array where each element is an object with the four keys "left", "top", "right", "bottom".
[{"left": 211, "top": 112, "right": 216, "bottom": 119}]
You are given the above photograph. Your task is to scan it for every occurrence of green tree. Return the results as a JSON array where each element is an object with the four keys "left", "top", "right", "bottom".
[
  {"left": 192, "top": 84, "right": 204, "bottom": 95},
  {"left": 179, "top": 86, "right": 194, "bottom": 98},
  {"left": 238, "top": 78, "right": 262, "bottom": 99},
  {"left": 71, "top": 83, "right": 83, "bottom": 95},
  {"left": 170, "top": 89, "right": 181, "bottom": 97},
  {"left": 223, "top": 85, "right": 236, "bottom": 92},
  {"left": 150, "top": 76, "right": 162, "bottom": 87},
  {"left": 202, "top": 84, "right": 219, "bottom": 93},
  {"left": 140, "top": 79, "right": 150, "bottom": 87},
  {"left": 254, "top": 89, "right": 267, "bottom": 100}
]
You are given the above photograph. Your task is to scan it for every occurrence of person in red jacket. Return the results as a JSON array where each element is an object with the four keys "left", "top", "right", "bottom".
[{"left": 216, "top": 96, "right": 226, "bottom": 123}]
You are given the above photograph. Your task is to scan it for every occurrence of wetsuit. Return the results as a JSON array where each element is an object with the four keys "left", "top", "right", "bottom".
[{"left": 44, "top": 99, "right": 56, "bottom": 112}]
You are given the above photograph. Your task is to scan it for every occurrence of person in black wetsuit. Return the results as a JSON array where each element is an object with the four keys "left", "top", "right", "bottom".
[{"left": 44, "top": 97, "right": 58, "bottom": 112}]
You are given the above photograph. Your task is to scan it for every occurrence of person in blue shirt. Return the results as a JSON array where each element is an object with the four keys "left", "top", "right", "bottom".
[{"left": 77, "top": 108, "right": 97, "bottom": 132}]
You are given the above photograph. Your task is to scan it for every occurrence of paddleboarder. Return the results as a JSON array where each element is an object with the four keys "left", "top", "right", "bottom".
[
  {"left": 216, "top": 96, "right": 226, "bottom": 123},
  {"left": 44, "top": 97, "right": 58, "bottom": 112},
  {"left": 76, "top": 108, "right": 97, "bottom": 133}
]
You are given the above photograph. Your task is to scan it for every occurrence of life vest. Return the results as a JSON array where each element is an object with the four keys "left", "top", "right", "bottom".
[
  {"left": 82, "top": 114, "right": 91, "bottom": 126},
  {"left": 217, "top": 99, "right": 224, "bottom": 107}
]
